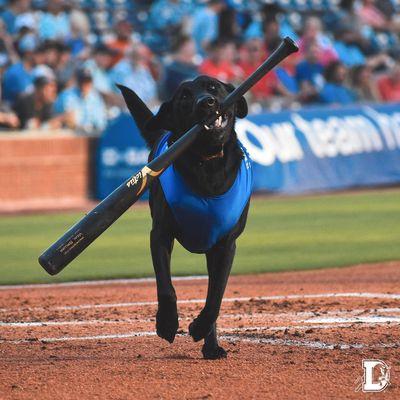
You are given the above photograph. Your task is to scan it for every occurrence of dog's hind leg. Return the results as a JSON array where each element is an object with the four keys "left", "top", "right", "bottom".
[
  {"left": 150, "top": 225, "right": 178, "bottom": 343},
  {"left": 189, "top": 239, "right": 236, "bottom": 352}
]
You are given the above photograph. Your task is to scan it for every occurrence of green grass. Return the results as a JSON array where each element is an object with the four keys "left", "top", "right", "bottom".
[{"left": 0, "top": 190, "right": 399, "bottom": 284}]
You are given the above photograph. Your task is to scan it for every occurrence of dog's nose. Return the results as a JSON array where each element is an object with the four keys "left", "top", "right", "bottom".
[{"left": 196, "top": 95, "right": 218, "bottom": 111}]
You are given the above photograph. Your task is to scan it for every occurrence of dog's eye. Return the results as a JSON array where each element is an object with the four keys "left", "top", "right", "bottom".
[
  {"left": 208, "top": 83, "right": 217, "bottom": 93},
  {"left": 181, "top": 90, "right": 191, "bottom": 100}
]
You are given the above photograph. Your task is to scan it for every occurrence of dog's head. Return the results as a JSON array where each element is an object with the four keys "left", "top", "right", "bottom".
[{"left": 146, "top": 76, "right": 247, "bottom": 155}]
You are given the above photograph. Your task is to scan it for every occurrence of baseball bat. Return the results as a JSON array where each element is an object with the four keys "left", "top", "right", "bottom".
[{"left": 38, "top": 37, "right": 298, "bottom": 275}]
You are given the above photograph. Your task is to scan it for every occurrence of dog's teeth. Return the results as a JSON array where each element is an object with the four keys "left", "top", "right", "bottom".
[{"left": 211, "top": 116, "right": 223, "bottom": 129}]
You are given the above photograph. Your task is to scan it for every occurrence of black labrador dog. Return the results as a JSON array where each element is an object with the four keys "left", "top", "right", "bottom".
[{"left": 119, "top": 75, "right": 252, "bottom": 359}]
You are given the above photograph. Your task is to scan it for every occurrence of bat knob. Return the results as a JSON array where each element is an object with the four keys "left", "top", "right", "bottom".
[{"left": 283, "top": 36, "right": 299, "bottom": 54}]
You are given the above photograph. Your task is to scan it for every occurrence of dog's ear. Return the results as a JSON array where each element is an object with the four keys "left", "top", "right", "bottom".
[
  {"left": 222, "top": 82, "right": 248, "bottom": 119},
  {"left": 145, "top": 101, "right": 174, "bottom": 132}
]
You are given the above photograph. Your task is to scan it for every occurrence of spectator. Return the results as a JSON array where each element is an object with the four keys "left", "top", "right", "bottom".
[
  {"left": 191, "top": 0, "right": 225, "bottom": 56},
  {"left": 218, "top": 6, "right": 240, "bottom": 42},
  {"left": 377, "top": 62, "right": 400, "bottom": 102},
  {"left": 320, "top": 61, "right": 357, "bottom": 105},
  {"left": 13, "top": 75, "right": 64, "bottom": 129},
  {"left": 84, "top": 44, "right": 120, "bottom": 106},
  {"left": 107, "top": 20, "right": 135, "bottom": 66},
  {"left": 299, "top": 16, "right": 338, "bottom": 66},
  {"left": 263, "top": 19, "right": 282, "bottom": 54},
  {"left": 54, "top": 42, "right": 76, "bottom": 91},
  {"left": 333, "top": 29, "right": 367, "bottom": 67},
  {"left": 161, "top": 35, "right": 198, "bottom": 99},
  {"left": 0, "top": 0, "right": 31, "bottom": 34},
  {"left": 0, "top": 19, "right": 18, "bottom": 67},
  {"left": 295, "top": 41, "right": 324, "bottom": 102},
  {"left": 326, "top": 0, "right": 365, "bottom": 47},
  {"left": 147, "top": 0, "right": 190, "bottom": 53},
  {"left": 38, "top": 0, "right": 71, "bottom": 41},
  {"left": 350, "top": 65, "right": 381, "bottom": 102},
  {"left": 54, "top": 68, "right": 107, "bottom": 134},
  {"left": 238, "top": 38, "right": 278, "bottom": 101},
  {"left": 357, "top": 0, "right": 395, "bottom": 32},
  {"left": 109, "top": 44, "right": 159, "bottom": 108},
  {"left": 375, "top": 0, "right": 396, "bottom": 19},
  {"left": 1, "top": 33, "right": 37, "bottom": 104},
  {"left": 67, "top": 7, "right": 90, "bottom": 57},
  {"left": 199, "top": 39, "right": 240, "bottom": 83},
  {"left": 40, "top": 40, "right": 60, "bottom": 70},
  {"left": 0, "top": 0, "right": 399, "bottom": 130},
  {"left": 0, "top": 106, "right": 19, "bottom": 129}
]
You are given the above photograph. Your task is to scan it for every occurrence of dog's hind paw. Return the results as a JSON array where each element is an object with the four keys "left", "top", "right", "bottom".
[
  {"left": 156, "top": 297, "right": 178, "bottom": 343},
  {"left": 202, "top": 344, "right": 227, "bottom": 360},
  {"left": 189, "top": 314, "right": 214, "bottom": 342}
]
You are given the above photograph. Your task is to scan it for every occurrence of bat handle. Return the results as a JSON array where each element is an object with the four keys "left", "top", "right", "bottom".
[{"left": 221, "top": 36, "right": 298, "bottom": 111}]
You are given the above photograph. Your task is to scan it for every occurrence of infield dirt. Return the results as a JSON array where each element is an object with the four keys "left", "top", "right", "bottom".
[{"left": 0, "top": 262, "right": 399, "bottom": 399}]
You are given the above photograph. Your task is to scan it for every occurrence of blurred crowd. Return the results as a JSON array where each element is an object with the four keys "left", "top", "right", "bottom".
[{"left": 1, "top": 0, "right": 400, "bottom": 134}]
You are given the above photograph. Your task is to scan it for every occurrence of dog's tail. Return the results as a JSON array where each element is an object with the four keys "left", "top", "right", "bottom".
[{"left": 116, "top": 84, "right": 163, "bottom": 148}]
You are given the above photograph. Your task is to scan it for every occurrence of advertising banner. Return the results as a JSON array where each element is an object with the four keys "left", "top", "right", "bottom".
[
  {"left": 97, "top": 103, "right": 400, "bottom": 198},
  {"left": 236, "top": 103, "right": 400, "bottom": 193}
]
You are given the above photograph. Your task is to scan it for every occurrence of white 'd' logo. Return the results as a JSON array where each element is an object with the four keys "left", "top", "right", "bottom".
[{"left": 362, "top": 360, "right": 390, "bottom": 392}]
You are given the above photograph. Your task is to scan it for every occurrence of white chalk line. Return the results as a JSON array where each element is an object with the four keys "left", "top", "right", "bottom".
[
  {"left": 2, "top": 322, "right": 399, "bottom": 350},
  {"left": 2, "top": 292, "right": 400, "bottom": 314},
  {"left": 221, "top": 334, "right": 400, "bottom": 351},
  {"left": 2, "top": 307, "right": 400, "bottom": 328},
  {"left": 0, "top": 275, "right": 207, "bottom": 291},
  {"left": 308, "top": 315, "right": 400, "bottom": 324}
]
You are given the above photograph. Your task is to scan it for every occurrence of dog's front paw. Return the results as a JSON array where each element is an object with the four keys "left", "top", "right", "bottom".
[
  {"left": 189, "top": 313, "right": 214, "bottom": 342},
  {"left": 202, "top": 344, "right": 227, "bottom": 360},
  {"left": 156, "top": 296, "right": 178, "bottom": 343}
]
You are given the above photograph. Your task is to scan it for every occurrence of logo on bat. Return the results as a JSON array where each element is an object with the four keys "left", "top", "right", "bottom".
[{"left": 126, "top": 166, "right": 164, "bottom": 195}]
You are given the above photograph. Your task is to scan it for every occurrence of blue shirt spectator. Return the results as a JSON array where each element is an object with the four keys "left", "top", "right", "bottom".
[
  {"left": 109, "top": 57, "right": 158, "bottom": 106},
  {"left": 275, "top": 67, "right": 299, "bottom": 95},
  {"left": 2, "top": 33, "right": 39, "bottom": 104},
  {"left": 54, "top": 69, "right": 107, "bottom": 133},
  {"left": 244, "top": 18, "right": 299, "bottom": 42},
  {"left": 160, "top": 35, "right": 198, "bottom": 99},
  {"left": 320, "top": 61, "right": 357, "bottom": 105},
  {"left": 1, "top": 8, "right": 17, "bottom": 34},
  {"left": 191, "top": 1, "right": 225, "bottom": 56},
  {"left": 148, "top": 0, "right": 190, "bottom": 31},
  {"left": 320, "top": 82, "right": 357, "bottom": 105},
  {"left": 2, "top": 61, "right": 34, "bottom": 104},
  {"left": 333, "top": 41, "right": 366, "bottom": 67},
  {"left": 146, "top": 0, "right": 192, "bottom": 53},
  {"left": 84, "top": 59, "right": 113, "bottom": 96},
  {"left": 38, "top": 0, "right": 70, "bottom": 41},
  {"left": 296, "top": 60, "right": 324, "bottom": 89},
  {"left": 0, "top": 0, "right": 32, "bottom": 34},
  {"left": 162, "top": 60, "right": 198, "bottom": 98}
]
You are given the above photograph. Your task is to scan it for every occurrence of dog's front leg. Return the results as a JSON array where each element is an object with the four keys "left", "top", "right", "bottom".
[
  {"left": 189, "top": 239, "right": 235, "bottom": 358},
  {"left": 150, "top": 225, "right": 178, "bottom": 343},
  {"left": 202, "top": 322, "right": 227, "bottom": 360}
]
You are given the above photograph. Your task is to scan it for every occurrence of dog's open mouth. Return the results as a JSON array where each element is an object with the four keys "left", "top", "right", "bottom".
[{"left": 209, "top": 113, "right": 229, "bottom": 130}]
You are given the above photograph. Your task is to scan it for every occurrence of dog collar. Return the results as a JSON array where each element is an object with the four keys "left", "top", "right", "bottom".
[
  {"left": 168, "top": 134, "right": 224, "bottom": 161},
  {"left": 201, "top": 149, "right": 224, "bottom": 161}
]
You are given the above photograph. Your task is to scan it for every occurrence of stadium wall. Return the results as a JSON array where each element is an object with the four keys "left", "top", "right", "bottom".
[
  {"left": 0, "top": 131, "right": 96, "bottom": 213},
  {"left": 1, "top": 103, "right": 400, "bottom": 212}
]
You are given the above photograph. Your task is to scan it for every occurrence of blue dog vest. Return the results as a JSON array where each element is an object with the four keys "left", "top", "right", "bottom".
[{"left": 154, "top": 133, "right": 253, "bottom": 253}]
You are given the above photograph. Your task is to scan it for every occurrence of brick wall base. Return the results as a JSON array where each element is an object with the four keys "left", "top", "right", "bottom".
[{"left": 0, "top": 131, "right": 97, "bottom": 213}]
